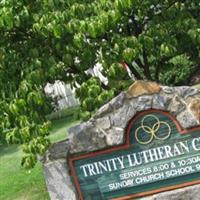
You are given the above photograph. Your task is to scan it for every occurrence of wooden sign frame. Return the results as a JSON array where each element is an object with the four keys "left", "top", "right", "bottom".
[{"left": 68, "top": 109, "right": 200, "bottom": 200}]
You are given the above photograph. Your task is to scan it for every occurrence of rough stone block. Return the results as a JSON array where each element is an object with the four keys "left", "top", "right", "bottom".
[
  {"left": 43, "top": 159, "right": 77, "bottom": 200},
  {"left": 127, "top": 80, "right": 161, "bottom": 98},
  {"left": 168, "top": 95, "right": 186, "bottom": 116},
  {"left": 176, "top": 110, "right": 199, "bottom": 129},
  {"left": 188, "top": 98, "right": 200, "bottom": 122},
  {"left": 142, "top": 184, "right": 200, "bottom": 200},
  {"left": 105, "top": 127, "right": 124, "bottom": 146},
  {"left": 95, "top": 116, "right": 111, "bottom": 130}
]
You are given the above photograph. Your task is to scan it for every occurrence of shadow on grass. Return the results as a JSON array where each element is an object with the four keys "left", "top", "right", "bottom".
[
  {"left": 51, "top": 116, "right": 75, "bottom": 132},
  {"left": 0, "top": 144, "right": 19, "bottom": 157}
]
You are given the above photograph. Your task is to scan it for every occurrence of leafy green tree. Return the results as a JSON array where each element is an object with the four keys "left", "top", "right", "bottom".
[{"left": 0, "top": 0, "right": 200, "bottom": 167}]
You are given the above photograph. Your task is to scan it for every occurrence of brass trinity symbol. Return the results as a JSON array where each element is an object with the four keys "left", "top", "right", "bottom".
[{"left": 135, "top": 114, "right": 171, "bottom": 145}]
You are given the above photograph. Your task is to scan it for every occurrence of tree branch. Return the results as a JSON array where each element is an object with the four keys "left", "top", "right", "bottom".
[
  {"left": 130, "top": 13, "right": 143, "bottom": 37},
  {"left": 135, "top": 58, "right": 144, "bottom": 69},
  {"left": 66, "top": 65, "right": 81, "bottom": 74},
  {"left": 122, "top": 60, "right": 142, "bottom": 80},
  {"left": 142, "top": 0, "right": 181, "bottom": 26},
  {"left": 155, "top": 56, "right": 172, "bottom": 82},
  {"left": 142, "top": 48, "right": 153, "bottom": 80}
]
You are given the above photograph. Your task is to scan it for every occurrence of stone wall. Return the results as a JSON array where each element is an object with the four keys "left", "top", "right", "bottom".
[{"left": 42, "top": 81, "right": 200, "bottom": 200}]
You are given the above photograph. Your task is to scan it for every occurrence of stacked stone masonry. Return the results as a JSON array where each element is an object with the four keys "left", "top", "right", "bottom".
[{"left": 42, "top": 81, "right": 200, "bottom": 200}]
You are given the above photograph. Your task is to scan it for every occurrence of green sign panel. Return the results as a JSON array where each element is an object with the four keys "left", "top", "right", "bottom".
[{"left": 68, "top": 110, "right": 200, "bottom": 200}]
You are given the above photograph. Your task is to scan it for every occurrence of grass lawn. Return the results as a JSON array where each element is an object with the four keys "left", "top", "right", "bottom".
[
  {"left": 193, "top": 83, "right": 200, "bottom": 90},
  {"left": 0, "top": 117, "right": 79, "bottom": 200}
]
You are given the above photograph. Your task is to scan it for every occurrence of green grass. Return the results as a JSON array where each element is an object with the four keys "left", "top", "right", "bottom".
[
  {"left": 49, "top": 117, "right": 79, "bottom": 142},
  {"left": 193, "top": 83, "right": 200, "bottom": 90},
  {"left": 46, "top": 106, "right": 80, "bottom": 121},
  {"left": 0, "top": 117, "right": 79, "bottom": 200}
]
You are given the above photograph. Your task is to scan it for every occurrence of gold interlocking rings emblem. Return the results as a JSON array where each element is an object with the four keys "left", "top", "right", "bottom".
[{"left": 135, "top": 114, "right": 171, "bottom": 145}]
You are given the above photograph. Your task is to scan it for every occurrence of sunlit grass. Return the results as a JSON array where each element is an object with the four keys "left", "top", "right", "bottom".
[{"left": 0, "top": 117, "right": 79, "bottom": 200}]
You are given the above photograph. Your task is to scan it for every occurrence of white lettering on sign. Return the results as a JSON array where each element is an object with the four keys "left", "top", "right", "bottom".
[
  {"left": 192, "top": 137, "right": 200, "bottom": 151},
  {"left": 108, "top": 179, "right": 134, "bottom": 191},
  {"left": 79, "top": 138, "right": 200, "bottom": 177},
  {"left": 102, "top": 155, "right": 200, "bottom": 192}
]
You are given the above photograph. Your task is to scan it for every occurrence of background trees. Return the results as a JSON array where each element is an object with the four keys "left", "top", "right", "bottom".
[{"left": 0, "top": 0, "right": 200, "bottom": 167}]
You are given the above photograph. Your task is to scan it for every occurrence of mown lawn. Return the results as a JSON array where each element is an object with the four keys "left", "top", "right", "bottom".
[{"left": 0, "top": 117, "right": 79, "bottom": 200}]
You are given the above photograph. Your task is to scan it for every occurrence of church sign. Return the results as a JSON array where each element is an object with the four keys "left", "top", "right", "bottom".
[{"left": 68, "top": 110, "right": 200, "bottom": 200}]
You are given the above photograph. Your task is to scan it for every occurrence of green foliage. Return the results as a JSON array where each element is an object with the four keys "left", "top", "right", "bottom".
[
  {"left": 160, "top": 54, "right": 194, "bottom": 84},
  {"left": 0, "top": 0, "right": 200, "bottom": 167},
  {"left": 108, "top": 63, "right": 127, "bottom": 79},
  {"left": 0, "top": 118, "right": 78, "bottom": 200},
  {"left": 76, "top": 77, "right": 115, "bottom": 117}
]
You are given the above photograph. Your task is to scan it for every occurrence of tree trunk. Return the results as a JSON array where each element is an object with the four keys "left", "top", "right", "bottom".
[
  {"left": 124, "top": 61, "right": 143, "bottom": 80},
  {"left": 142, "top": 49, "right": 153, "bottom": 81}
]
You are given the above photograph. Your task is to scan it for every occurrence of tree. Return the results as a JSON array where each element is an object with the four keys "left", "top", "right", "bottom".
[{"left": 0, "top": 0, "right": 200, "bottom": 167}]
